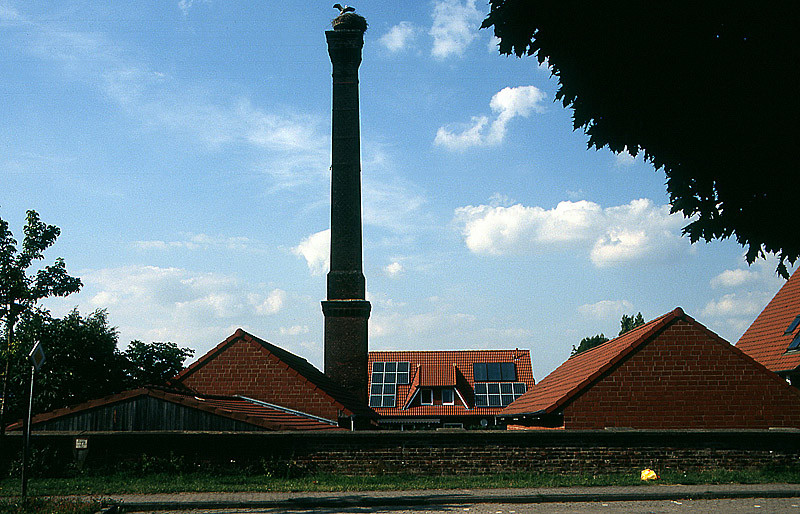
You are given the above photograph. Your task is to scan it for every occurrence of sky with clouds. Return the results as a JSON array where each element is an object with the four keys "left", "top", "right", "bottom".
[{"left": 1, "top": 0, "right": 794, "bottom": 381}]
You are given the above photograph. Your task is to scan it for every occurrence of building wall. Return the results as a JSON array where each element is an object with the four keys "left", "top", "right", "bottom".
[
  {"left": 564, "top": 320, "right": 800, "bottom": 429},
  {"left": 30, "top": 396, "right": 263, "bottom": 432},
  {"left": 5, "top": 430, "right": 800, "bottom": 476},
  {"left": 179, "top": 338, "right": 342, "bottom": 421}
]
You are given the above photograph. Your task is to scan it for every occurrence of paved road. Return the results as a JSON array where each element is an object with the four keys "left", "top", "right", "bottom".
[{"left": 125, "top": 498, "right": 800, "bottom": 513}]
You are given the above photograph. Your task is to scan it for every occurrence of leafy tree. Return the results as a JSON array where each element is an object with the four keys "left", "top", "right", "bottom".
[
  {"left": 482, "top": 2, "right": 799, "bottom": 277},
  {"left": 571, "top": 333, "right": 608, "bottom": 356},
  {"left": 4, "top": 309, "right": 195, "bottom": 425},
  {"left": 7, "top": 309, "right": 126, "bottom": 419},
  {"left": 619, "top": 312, "right": 645, "bottom": 336},
  {"left": 572, "top": 312, "right": 647, "bottom": 356},
  {"left": 0, "top": 210, "right": 82, "bottom": 432},
  {"left": 123, "top": 340, "right": 194, "bottom": 387}
]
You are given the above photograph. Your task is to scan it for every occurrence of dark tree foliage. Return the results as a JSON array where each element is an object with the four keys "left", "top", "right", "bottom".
[
  {"left": 123, "top": 340, "right": 194, "bottom": 387},
  {"left": 1, "top": 210, "right": 82, "bottom": 431},
  {"left": 4, "top": 309, "right": 194, "bottom": 425},
  {"left": 571, "top": 333, "right": 608, "bottom": 357},
  {"left": 619, "top": 312, "right": 645, "bottom": 336},
  {"left": 482, "top": 2, "right": 799, "bottom": 277},
  {"left": 7, "top": 309, "right": 125, "bottom": 421}
]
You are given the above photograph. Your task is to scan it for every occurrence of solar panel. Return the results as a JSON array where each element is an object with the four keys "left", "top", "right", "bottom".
[
  {"left": 369, "top": 361, "right": 410, "bottom": 407},
  {"left": 785, "top": 315, "right": 800, "bottom": 334}
]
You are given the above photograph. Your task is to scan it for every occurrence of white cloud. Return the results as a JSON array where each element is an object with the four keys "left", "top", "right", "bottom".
[
  {"left": 134, "top": 233, "right": 253, "bottom": 252},
  {"left": 292, "top": 229, "right": 330, "bottom": 275},
  {"left": 435, "top": 86, "right": 546, "bottom": 150},
  {"left": 430, "top": 0, "right": 482, "bottom": 59},
  {"left": 280, "top": 325, "right": 310, "bottom": 336},
  {"left": 455, "top": 198, "right": 688, "bottom": 267},
  {"left": 178, "top": 0, "right": 209, "bottom": 16},
  {"left": 385, "top": 261, "right": 404, "bottom": 276},
  {"left": 614, "top": 147, "right": 638, "bottom": 167},
  {"left": 700, "top": 257, "right": 798, "bottom": 343},
  {"left": 578, "top": 300, "right": 634, "bottom": 320},
  {"left": 381, "top": 22, "right": 417, "bottom": 52},
  {"left": 251, "top": 289, "right": 286, "bottom": 315},
  {"left": 362, "top": 176, "right": 428, "bottom": 234},
  {"left": 701, "top": 292, "right": 770, "bottom": 319},
  {"left": 0, "top": 3, "right": 19, "bottom": 21},
  {"left": 40, "top": 265, "right": 289, "bottom": 350},
  {"left": 711, "top": 268, "right": 759, "bottom": 288},
  {"left": 7, "top": 13, "right": 327, "bottom": 190}
]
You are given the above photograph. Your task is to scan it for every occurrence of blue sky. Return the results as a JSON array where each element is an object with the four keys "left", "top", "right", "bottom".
[{"left": 1, "top": 1, "right": 794, "bottom": 381}]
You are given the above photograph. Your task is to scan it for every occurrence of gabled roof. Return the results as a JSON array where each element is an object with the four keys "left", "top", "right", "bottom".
[
  {"left": 502, "top": 308, "right": 686, "bottom": 416},
  {"left": 7, "top": 387, "right": 343, "bottom": 432},
  {"left": 369, "top": 349, "right": 534, "bottom": 417},
  {"left": 175, "top": 329, "right": 374, "bottom": 418},
  {"left": 736, "top": 268, "right": 800, "bottom": 373}
]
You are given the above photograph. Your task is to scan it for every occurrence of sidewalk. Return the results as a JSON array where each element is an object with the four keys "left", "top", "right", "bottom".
[{"left": 78, "top": 484, "right": 800, "bottom": 511}]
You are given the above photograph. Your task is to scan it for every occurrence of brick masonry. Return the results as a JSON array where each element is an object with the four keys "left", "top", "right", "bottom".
[
  {"left": 178, "top": 336, "right": 343, "bottom": 421},
  {"left": 563, "top": 320, "right": 800, "bottom": 429},
  {"left": 4, "top": 430, "right": 800, "bottom": 475}
]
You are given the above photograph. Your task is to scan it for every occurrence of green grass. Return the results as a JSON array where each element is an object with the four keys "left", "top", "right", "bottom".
[
  {"left": 0, "top": 497, "right": 107, "bottom": 514},
  {"left": 2, "top": 467, "right": 800, "bottom": 497}
]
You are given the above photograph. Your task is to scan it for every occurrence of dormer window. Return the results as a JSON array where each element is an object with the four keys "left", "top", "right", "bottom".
[
  {"left": 442, "top": 388, "right": 454, "bottom": 405},
  {"left": 420, "top": 389, "right": 433, "bottom": 405}
]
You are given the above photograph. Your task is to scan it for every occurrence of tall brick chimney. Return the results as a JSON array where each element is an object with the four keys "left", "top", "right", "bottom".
[{"left": 322, "top": 10, "right": 370, "bottom": 403}]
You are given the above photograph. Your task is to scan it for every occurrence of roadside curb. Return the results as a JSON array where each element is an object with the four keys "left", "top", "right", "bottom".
[{"left": 93, "top": 485, "right": 800, "bottom": 511}]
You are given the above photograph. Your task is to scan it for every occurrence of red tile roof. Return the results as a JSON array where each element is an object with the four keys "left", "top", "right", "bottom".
[
  {"left": 501, "top": 308, "right": 684, "bottom": 416},
  {"left": 368, "top": 349, "right": 534, "bottom": 417},
  {"left": 736, "top": 269, "right": 800, "bottom": 372},
  {"left": 7, "top": 388, "right": 344, "bottom": 432},
  {"left": 175, "top": 328, "right": 374, "bottom": 418}
]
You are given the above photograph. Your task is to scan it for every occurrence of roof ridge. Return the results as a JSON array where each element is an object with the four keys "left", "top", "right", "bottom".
[{"left": 502, "top": 308, "right": 684, "bottom": 416}]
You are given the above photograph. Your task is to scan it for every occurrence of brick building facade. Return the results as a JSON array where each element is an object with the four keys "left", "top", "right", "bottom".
[
  {"left": 174, "top": 329, "right": 375, "bottom": 427},
  {"left": 502, "top": 308, "right": 800, "bottom": 429}
]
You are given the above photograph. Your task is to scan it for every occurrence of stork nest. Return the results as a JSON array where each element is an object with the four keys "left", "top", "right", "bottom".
[{"left": 332, "top": 12, "right": 368, "bottom": 32}]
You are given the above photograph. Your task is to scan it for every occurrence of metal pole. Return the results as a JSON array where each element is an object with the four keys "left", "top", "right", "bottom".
[{"left": 21, "top": 364, "right": 34, "bottom": 499}]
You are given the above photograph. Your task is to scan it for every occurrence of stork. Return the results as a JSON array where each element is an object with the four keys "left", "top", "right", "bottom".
[{"left": 333, "top": 4, "right": 355, "bottom": 15}]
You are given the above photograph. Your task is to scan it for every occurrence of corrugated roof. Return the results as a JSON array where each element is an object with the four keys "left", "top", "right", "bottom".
[
  {"left": 7, "top": 388, "right": 344, "bottom": 432},
  {"left": 368, "top": 349, "right": 534, "bottom": 417},
  {"left": 501, "top": 308, "right": 683, "bottom": 416},
  {"left": 175, "top": 328, "right": 375, "bottom": 418},
  {"left": 736, "top": 269, "right": 800, "bottom": 372}
]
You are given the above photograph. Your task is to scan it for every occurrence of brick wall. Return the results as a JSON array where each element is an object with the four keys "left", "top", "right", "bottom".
[
  {"left": 564, "top": 320, "right": 800, "bottom": 429},
  {"left": 179, "top": 337, "right": 342, "bottom": 420},
  {"left": 4, "top": 430, "right": 800, "bottom": 476}
]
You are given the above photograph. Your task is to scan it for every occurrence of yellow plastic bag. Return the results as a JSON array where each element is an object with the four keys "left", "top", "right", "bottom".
[{"left": 640, "top": 468, "right": 659, "bottom": 481}]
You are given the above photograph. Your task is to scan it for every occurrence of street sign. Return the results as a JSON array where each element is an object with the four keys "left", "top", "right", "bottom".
[{"left": 28, "top": 342, "right": 46, "bottom": 371}]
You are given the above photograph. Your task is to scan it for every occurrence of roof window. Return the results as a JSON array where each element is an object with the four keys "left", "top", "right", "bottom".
[
  {"left": 787, "top": 333, "right": 800, "bottom": 352},
  {"left": 785, "top": 314, "right": 800, "bottom": 334}
]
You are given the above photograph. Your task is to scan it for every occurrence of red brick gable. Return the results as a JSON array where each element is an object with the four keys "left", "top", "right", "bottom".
[
  {"left": 736, "top": 268, "right": 800, "bottom": 373},
  {"left": 175, "top": 329, "right": 373, "bottom": 421},
  {"left": 503, "top": 308, "right": 800, "bottom": 429},
  {"left": 502, "top": 309, "right": 678, "bottom": 416}
]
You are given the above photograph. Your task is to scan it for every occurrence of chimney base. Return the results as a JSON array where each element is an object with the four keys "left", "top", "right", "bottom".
[{"left": 322, "top": 299, "right": 371, "bottom": 403}]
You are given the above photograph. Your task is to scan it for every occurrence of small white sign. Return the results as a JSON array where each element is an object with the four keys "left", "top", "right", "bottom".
[
  {"left": 75, "top": 438, "right": 88, "bottom": 450},
  {"left": 28, "top": 342, "right": 46, "bottom": 371}
]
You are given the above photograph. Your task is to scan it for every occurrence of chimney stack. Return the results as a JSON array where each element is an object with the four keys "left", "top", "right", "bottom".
[{"left": 322, "top": 9, "right": 370, "bottom": 403}]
